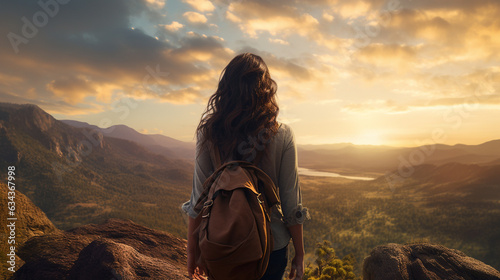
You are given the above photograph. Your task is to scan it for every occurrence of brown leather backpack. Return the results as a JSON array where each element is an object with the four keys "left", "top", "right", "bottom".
[{"left": 191, "top": 145, "right": 280, "bottom": 280}]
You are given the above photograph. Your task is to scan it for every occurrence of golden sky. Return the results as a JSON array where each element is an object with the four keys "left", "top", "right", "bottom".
[{"left": 1, "top": 0, "right": 499, "bottom": 146}]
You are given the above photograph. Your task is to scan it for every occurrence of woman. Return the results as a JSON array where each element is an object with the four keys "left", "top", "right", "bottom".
[{"left": 182, "top": 53, "right": 309, "bottom": 280}]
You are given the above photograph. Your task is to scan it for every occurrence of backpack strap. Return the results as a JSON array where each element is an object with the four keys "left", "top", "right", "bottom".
[
  {"left": 193, "top": 159, "right": 235, "bottom": 214},
  {"left": 244, "top": 163, "right": 280, "bottom": 208},
  {"left": 194, "top": 143, "right": 277, "bottom": 216}
]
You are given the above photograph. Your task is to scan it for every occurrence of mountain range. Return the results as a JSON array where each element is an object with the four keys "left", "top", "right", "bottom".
[
  {"left": 1, "top": 101, "right": 500, "bottom": 276},
  {"left": 60, "top": 120, "right": 194, "bottom": 161},
  {"left": 2, "top": 101, "right": 500, "bottom": 230},
  {"left": 298, "top": 139, "right": 500, "bottom": 177},
  {"left": 0, "top": 102, "right": 193, "bottom": 236}
]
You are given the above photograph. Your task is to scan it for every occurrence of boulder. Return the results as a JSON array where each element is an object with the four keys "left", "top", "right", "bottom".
[
  {"left": 14, "top": 218, "right": 189, "bottom": 280},
  {"left": 363, "top": 243, "right": 500, "bottom": 280},
  {"left": 0, "top": 184, "right": 59, "bottom": 277},
  {"left": 68, "top": 238, "right": 187, "bottom": 280}
]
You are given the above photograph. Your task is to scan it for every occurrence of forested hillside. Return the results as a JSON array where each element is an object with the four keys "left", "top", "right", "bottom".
[
  {"left": 301, "top": 163, "right": 500, "bottom": 274},
  {"left": 0, "top": 103, "right": 193, "bottom": 237}
]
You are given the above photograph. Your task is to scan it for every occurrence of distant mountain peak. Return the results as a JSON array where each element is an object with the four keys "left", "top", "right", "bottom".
[
  {"left": 0, "top": 102, "right": 57, "bottom": 132},
  {"left": 0, "top": 102, "right": 108, "bottom": 162},
  {"left": 61, "top": 119, "right": 195, "bottom": 160}
]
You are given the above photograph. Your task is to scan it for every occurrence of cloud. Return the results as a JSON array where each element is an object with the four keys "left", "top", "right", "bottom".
[
  {"left": 342, "top": 99, "right": 410, "bottom": 114},
  {"left": 341, "top": 65, "right": 500, "bottom": 114},
  {"left": 145, "top": 0, "right": 167, "bottom": 9},
  {"left": 342, "top": 93, "right": 500, "bottom": 114},
  {"left": 46, "top": 76, "right": 96, "bottom": 105},
  {"left": 161, "top": 21, "right": 184, "bottom": 32},
  {"left": 353, "top": 43, "right": 419, "bottom": 70},
  {"left": 224, "top": 1, "right": 345, "bottom": 51},
  {"left": 183, "top": 11, "right": 208, "bottom": 24},
  {"left": 235, "top": 47, "right": 339, "bottom": 100},
  {"left": 183, "top": 0, "right": 215, "bottom": 12},
  {"left": 368, "top": 2, "right": 500, "bottom": 63},
  {"left": 244, "top": 51, "right": 312, "bottom": 82},
  {"left": 429, "top": 94, "right": 500, "bottom": 107},
  {"left": 2, "top": 0, "right": 499, "bottom": 124},
  {"left": 0, "top": 0, "right": 235, "bottom": 114},
  {"left": 333, "top": 0, "right": 380, "bottom": 19},
  {"left": 175, "top": 32, "right": 233, "bottom": 66},
  {"left": 225, "top": 11, "right": 241, "bottom": 23},
  {"left": 322, "top": 12, "right": 334, "bottom": 22},
  {"left": 269, "top": 38, "right": 289, "bottom": 45},
  {"left": 0, "top": 90, "right": 106, "bottom": 116},
  {"left": 227, "top": 1, "right": 319, "bottom": 38},
  {"left": 158, "top": 86, "right": 204, "bottom": 104},
  {"left": 316, "top": 99, "right": 342, "bottom": 105}
]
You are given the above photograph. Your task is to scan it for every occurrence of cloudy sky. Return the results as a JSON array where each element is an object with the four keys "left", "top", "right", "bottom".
[{"left": 1, "top": 0, "right": 499, "bottom": 146}]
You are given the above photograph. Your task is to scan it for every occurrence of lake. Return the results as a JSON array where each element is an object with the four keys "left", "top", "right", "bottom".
[{"left": 298, "top": 167, "right": 375, "bottom": 181}]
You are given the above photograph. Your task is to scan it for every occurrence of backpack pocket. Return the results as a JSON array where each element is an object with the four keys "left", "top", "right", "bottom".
[
  {"left": 200, "top": 220, "right": 264, "bottom": 280},
  {"left": 200, "top": 218, "right": 263, "bottom": 262}
]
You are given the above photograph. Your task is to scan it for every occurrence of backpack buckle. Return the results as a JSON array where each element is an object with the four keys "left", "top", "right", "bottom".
[
  {"left": 257, "top": 193, "right": 264, "bottom": 204},
  {"left": 201, "top": 200, "right": 213, "bottom": 219},
  {"left": 203, "top": 200, "right": 213, "bottom": 208}
]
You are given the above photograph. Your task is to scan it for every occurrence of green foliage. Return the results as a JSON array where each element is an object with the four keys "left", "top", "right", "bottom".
[
  {"left": 301, "top": 176, "right": 500, "bottom": 275},
  {"left": 1, "top": 129, "right": 193, "bottom": 239},
  {"left": 303, "top": 241, "right": 359, "bottom": 280}
]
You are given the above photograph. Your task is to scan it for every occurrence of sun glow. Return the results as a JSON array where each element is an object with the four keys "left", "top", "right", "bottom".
[{"left": 351, "top": 132, "right": 384, "bottom": 146}]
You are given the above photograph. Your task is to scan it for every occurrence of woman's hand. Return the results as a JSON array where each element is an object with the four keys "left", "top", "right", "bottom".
[
  {"left": 187, "top": 250, "right": 207, "bottom": 280},
  {"left": 288, "top": 253, "right": 304, "bottom": 280},
  {"left": 287, "top": 223, "right": 305, "bottom": 280}
]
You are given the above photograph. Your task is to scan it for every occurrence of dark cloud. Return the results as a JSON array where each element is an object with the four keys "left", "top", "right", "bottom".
[
  {"left": 398, "top": 0, "right": 500, "bottom": 12},
  {"left": 236, "top": 47, "right": 312, "bottom": 81},
  {"left": 0, "top": 0, "right": 233, "bottom": 111}
]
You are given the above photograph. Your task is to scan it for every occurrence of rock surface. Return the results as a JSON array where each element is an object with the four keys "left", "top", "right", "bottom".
[
  {"left": 13, "top": 218, "right": 189, "bottom": 280},
  {"left": 0, "top": 183, "right": 59, "bottom": 277},
  {"left": 363, "top": 243, "right": 500, "bottom": 280},
  {"left": 68, "top": 239, "right": 187, "bottom": 280}
]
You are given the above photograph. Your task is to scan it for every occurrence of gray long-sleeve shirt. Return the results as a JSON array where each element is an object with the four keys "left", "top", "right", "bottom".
[{"left": 181, "top": 122, "right": 309, "bottom": 251}]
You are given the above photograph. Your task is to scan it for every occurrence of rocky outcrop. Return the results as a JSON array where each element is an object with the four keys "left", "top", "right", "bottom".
[
  {"left": 0, "top": 184, "right": 58, "bottom": 238},
  {"left": 363, "top": 243, "right": 500, "bottom": 280},
  {"left": 68, "top": 239, "right": 187, "bottom": 280},
  {"left": 13, "top": 218, "right": 189, "bottom": 280},
  {"left": 13, "top": 232, "right": 93, "bottom": 280},
  {"left": 0, "top": 184, "right": 59, "bottom": 277}
]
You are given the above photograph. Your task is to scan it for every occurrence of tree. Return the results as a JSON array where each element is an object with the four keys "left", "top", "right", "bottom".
[{"left": 303, "top": 241, "right": 358, "bottom": 280}]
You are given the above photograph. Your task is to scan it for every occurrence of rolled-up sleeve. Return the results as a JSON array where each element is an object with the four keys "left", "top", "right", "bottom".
[
  {"left": 278, "top": 126, "right": 310, "bottom": 226},
  {"left": 181, "top": 133, "right": 213, "bottom": 219}
]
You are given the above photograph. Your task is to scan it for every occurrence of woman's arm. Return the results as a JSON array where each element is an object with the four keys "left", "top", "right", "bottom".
[
  {"left": 287, "top": 223, "right": 304, "bottom": 280},
  {"left": 187, "top": 216, "right": 197, "bottom": 275},
  {"left": 277, "top": 125, "right": 308, "bottom": 279},
  {"left": 184, "top": 133, "right": 213, "bottom": 279},
  {"left": 187, "top": 217, "right": 206, "bottom": 279}
]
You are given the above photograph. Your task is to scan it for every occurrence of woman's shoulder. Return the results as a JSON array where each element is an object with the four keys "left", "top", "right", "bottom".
[
  {"left": 274, "top": 122, "right": 295, "bottom": 148},
  {"left": 277, "top": 122, "right": 292, "bottom": 134},
  {"left": 277, "top": 122, "right": 294, "bottom": 139}
]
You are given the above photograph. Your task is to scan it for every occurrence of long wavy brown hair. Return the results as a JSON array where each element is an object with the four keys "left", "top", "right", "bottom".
[{"left": 196, "top": 53, "right": 280, "bottom": 164}]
